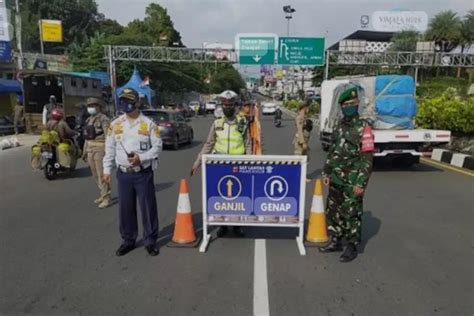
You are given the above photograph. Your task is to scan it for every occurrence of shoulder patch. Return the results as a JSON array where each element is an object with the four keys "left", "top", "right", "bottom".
[{"left": 138, "top": 121, "right": 149, "bottom": 136}]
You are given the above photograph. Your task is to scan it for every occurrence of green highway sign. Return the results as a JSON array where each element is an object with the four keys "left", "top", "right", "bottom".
[
  {"left": 239, "top": 37, "right": 276, "bottom": 65},
  {"left": 278, "top": 37, "right": 325, "bottom": 65}
]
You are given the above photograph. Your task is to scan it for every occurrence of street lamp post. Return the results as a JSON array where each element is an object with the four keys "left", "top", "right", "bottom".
[{"left": 283, "top": 5, "right": 295, "bottom": 37}]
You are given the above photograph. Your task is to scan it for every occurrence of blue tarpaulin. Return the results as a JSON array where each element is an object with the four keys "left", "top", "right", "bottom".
[
  {"left": 0, "top": 79, "right": 22, "bottom": 94},
  {"left": 115, "top": 69, "right": 154, "bottom": 105},
  {"left": 375, "top": 75, "right": 417, "bottom": 117}
]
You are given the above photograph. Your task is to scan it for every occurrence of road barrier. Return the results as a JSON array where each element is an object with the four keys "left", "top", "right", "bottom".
[{"left": 199, "top": 154, "right": 308, "bottom": 255}]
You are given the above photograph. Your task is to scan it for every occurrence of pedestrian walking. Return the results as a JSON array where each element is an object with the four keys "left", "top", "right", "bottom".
[
  {"left": 319, "top": 85, "right": 374, "bottom": 262},
  {"left": 82, "top": 97, "right": 111, "bottom": 209},
  {"left": 103, "top": 88, "right": 163, "bottom": 257}
]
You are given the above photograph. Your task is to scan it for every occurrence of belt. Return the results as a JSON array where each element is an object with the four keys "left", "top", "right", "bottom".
[{"left": 118, "top": 165, "right": 149, "bottom": 173}]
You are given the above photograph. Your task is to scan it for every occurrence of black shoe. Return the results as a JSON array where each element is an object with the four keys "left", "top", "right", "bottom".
[
  {"left": 115, "top": 244, "right": 135, "bottom": 257},
  {"left": 216, "top": 226, "right": 228, "bottom": 237},
  {"left": 145, "top": 244, "right": 159, "bottom": 256},
  {"left": 339, "top": 243, "right": 358, "bottom": 262},
  {"left": 233, "top": 226, "right": 245, "bottom": 237},
  {"left": 318, "top": 238, "right": 343, "bottom": 253}
]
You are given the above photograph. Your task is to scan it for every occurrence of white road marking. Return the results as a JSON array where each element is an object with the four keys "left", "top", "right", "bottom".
[{"left": 253, "top": 239, "right": 270, "bottom": 316}]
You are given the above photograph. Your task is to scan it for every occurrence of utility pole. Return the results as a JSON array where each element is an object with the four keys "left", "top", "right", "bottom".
[{"left": 14, "top": 0, "right": 23, "bottom": 69}]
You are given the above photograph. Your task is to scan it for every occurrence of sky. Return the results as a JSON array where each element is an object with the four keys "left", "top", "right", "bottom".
[{"left": 96, "top": 0, "right": 473, "bottom": 48}]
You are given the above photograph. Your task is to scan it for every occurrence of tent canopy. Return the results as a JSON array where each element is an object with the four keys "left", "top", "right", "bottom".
[
  {"left": 0, "top": 79, "right": 22, "bottom": 94},
  {"left": 115, "top": 69, "right": 153, "bottom": 104}
]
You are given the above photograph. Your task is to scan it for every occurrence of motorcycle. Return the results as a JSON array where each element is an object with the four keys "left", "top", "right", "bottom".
[{"left": 274, "top": 109, "right": 282, "bottom": 127}]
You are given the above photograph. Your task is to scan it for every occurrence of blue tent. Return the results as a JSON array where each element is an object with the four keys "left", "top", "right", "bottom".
[
  {"left": 115, "top": 69, "right": 154, "bottom": 105},
  {"left": 0, "top": 79, "right": 22, "bottom": 94}
]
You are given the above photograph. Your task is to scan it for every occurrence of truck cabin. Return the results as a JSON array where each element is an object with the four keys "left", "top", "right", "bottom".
[{"left": 19, "top": 70, "right": 102, "bottom": 133}]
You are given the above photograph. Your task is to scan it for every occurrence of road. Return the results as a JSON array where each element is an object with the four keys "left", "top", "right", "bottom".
[{"left": 1, "top": 105, "right": 473, "bottom": 315}]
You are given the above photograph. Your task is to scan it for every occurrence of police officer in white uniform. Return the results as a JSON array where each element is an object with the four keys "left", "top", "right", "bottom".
[{"left": 103, "top": 88, "right": 163, "bottom": 257}]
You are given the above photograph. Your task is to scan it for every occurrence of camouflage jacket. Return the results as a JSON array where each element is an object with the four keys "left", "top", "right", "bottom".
[{"left": 322, "top": 115, "right": 373, "bottom": 189}]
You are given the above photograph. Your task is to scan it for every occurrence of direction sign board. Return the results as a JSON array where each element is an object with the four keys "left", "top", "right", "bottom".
[
  {"left": 238, "top": 35, "right": 276, "bottom": 65},
  {"left": 278, "top": 37, "right": 325, "bottom": 65},
  {"left": 200, "top": 154, "right": 308, "bottom": 255}
]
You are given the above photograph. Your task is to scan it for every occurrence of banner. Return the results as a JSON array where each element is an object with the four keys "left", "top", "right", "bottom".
[
  {"left": 372, "top": 11, "right": 428, "bottom": 32},
  {"left": 0, "top": 1, "right": 11, "bottom": 42},
  {"left": 0, "top": 40, "right": 11, "bottom": 61},
  {"left": 200, "top": 155, "right": 307, "bottom": 255},
  {"left": 40, "top": 20, "right": 63, "bottom": 42}
]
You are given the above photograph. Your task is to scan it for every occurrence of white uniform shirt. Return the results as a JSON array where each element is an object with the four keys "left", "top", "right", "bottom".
[{"left": 103, "top": 113, "right": 163, "bottom": 174}]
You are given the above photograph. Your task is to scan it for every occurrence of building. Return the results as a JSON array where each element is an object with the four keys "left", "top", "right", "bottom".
[{"left": 328, "top": 30, "right": 395, "bottom": 53}]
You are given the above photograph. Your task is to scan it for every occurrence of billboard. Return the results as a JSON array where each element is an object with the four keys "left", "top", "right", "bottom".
[{"left": 372, "top": 11, "right": 428, "bottom": 32}]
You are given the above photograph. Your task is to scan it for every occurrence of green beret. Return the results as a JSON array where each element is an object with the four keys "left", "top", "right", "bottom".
[{"left": 338, "top": 87, "right": 358, "bottom": 104}]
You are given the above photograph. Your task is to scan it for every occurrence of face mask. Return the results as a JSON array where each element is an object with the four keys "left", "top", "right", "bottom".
[
  {"left": 342, "top": 105, "right": 358, "bottom": 117},
  {"left": 120, "top": 99, "right": 137, "bottom": 113},
  {"left": 87, "top": 107, "right": 97, "bottom": 115},
  {"left": 223, "top": 107, "right": 235, "bottom": 118}
]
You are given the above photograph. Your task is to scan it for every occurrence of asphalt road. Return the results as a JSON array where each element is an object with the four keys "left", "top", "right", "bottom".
[{"left": 0, "top": 107, "right": 473, "bottom": 315}]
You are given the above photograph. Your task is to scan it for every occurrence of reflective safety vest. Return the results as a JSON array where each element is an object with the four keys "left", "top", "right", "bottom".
[{"left": 214, "top": 116, "right": 245, "bottom": 155}]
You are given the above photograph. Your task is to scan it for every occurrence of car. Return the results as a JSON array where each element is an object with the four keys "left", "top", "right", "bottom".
[
  {"left": 205, "top": 101, "right": 217, "bottom": 113},
  {"left": 142, "top": 109, "right": 194, "bottom": 150},
  {"left": 176, "top": 103, "right": 195, "bottom": 117},
  {"left": 261, "top": 102, "right": 277, "bottom": 115}
]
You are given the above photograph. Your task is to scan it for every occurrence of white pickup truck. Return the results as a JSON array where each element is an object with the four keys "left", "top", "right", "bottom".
[{"left": 319, "top": 78, "right": 451, "bottom": 165}]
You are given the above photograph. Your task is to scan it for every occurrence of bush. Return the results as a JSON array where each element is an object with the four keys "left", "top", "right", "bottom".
[
  {"left": 417, "top": 77, "right": 469, "bottom": 98},
  {"left": 283, "top": 100, "right": 299, "bottom": 111},
  {"left": 416, "top": 89, "right": 474, "bottom": 135}
]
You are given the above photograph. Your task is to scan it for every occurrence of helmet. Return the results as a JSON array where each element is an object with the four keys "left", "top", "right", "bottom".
[
  {"left": 51, "top": 108, "right": 64, "bottom": 120},
  {"left": 218, "top": 90, "right": 238, "bottom": 104},
  {"left": 49, "top": 95, "right": 57, "bottom": 103},
  {"left": 119, "top": 88, "right": 139, "bottom": 104}
]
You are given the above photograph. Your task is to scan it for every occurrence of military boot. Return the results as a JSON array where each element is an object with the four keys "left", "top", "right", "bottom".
[
  {"left": 339, "top": 243, "right": 358, "bottom": 262},
  {"left": 318, "top": 237, "right": 343, "bottom": 253}
]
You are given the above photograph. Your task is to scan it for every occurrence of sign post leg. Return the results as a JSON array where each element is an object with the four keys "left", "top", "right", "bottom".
[
  {"left": 199, "top": 224, "right": 211, "bottom": 253},
  {"left": 296, "top": 228, "right": 306, "bottom": 256}
]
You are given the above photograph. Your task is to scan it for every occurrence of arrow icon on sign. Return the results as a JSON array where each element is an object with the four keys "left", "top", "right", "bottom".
[
  {"left": 270, "top": 179, "right": 284, "bottom": 196},
  {"left": 253, "top": 55, "right": 262, "bottom": 63},
  {"left": 226, "top": 179, "right": 234, "bottom": 198}
]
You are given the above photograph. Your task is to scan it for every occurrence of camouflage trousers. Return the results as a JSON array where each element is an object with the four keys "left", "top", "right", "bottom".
[{"left": 326, "top": 183, "right": 363, "bottom": 244}]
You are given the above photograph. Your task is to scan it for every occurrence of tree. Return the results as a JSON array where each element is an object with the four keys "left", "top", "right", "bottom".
[
  {"left": 426, "top": 10, "right": 462, "bottom": 51},
  {"left": 209, "top": 66, "right": 246, "bottom": 93},
  {"left": 144, "top": 4, "right": 183, "bottom": 47},
  {"left": 390, "top": 30, "right": 421, "bottom": 51},
  {"left": 460, "top": 10, "right": 474, "bottom": 50}
]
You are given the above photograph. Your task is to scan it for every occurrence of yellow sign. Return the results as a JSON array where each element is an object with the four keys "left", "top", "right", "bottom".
[
  {"left": 40, "top": 20, "right": 63, "bottom": 43},
  {"left": 275, "top": 69, "right": 284, "bottom": 80}
]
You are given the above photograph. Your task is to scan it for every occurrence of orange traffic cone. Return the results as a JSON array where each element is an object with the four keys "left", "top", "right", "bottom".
[
  {"left": 305, "top": 179, "right": 329, "bottom": 246},
  {"left": 168, "top": 179, "right": 200, "bottom": 248}
]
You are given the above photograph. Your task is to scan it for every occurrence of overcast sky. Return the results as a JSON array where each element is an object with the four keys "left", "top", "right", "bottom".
[{"left": 96, "top": 0, "right": 473, "bottom": 48}]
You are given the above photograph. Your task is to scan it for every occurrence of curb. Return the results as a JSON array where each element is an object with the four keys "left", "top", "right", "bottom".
[{"left": 431, "top": 149, "right": 473, "bottom": 171}]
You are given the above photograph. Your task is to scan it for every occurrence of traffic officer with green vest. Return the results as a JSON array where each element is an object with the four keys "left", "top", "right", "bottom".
[{"left": 191, "top": 90, "right": 250, "bottom": 237}]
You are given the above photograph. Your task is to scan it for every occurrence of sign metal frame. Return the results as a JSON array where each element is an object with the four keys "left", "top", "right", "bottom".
[{"left": 200, "top": 154, "right": 307, "bottom": 255}]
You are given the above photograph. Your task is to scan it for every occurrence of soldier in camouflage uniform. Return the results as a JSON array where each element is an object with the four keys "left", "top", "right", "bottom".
[
  {"left": 293, "top": 102, "right": 311, "bottom": 156},
  {"left": 320, "top": 85, "right": 373, "bottom": 262}
]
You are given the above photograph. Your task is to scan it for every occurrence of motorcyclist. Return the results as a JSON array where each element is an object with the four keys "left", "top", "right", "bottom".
[
  {"left": 46, "top": 108, "right": 79, "bottom": 168},
  {"left": 274, "top": 105, "right": 283, "bottom": 125},
  {"left": 42, "top": 95, "right": 62, "bottom": 126}
]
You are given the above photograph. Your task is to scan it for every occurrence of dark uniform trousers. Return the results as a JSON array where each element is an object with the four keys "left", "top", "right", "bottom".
[{"left": 117, "top": 167, "right": 158, "bottom": 247}]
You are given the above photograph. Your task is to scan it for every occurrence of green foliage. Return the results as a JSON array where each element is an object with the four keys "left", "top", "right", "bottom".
[
  {"left": 416, "top": 89, "right": 474, "bottom": 135},
  {"left": 209, "top": 66, "right": 245, "bottom": 94},
  {"left": 426, "top": 10, "right": 462, "bottom": 44},
  {"left": 417, "top": 77, "right": 470, "bottom": 98},
  {"left": 390, "top": 30, "right": 422, "bottom": 51},
  {"left": 283, "top": 100, "right": 299, "bottom": 111},
  {"left": 460, "top": 10, "right": 474, "bottom": 46}
]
